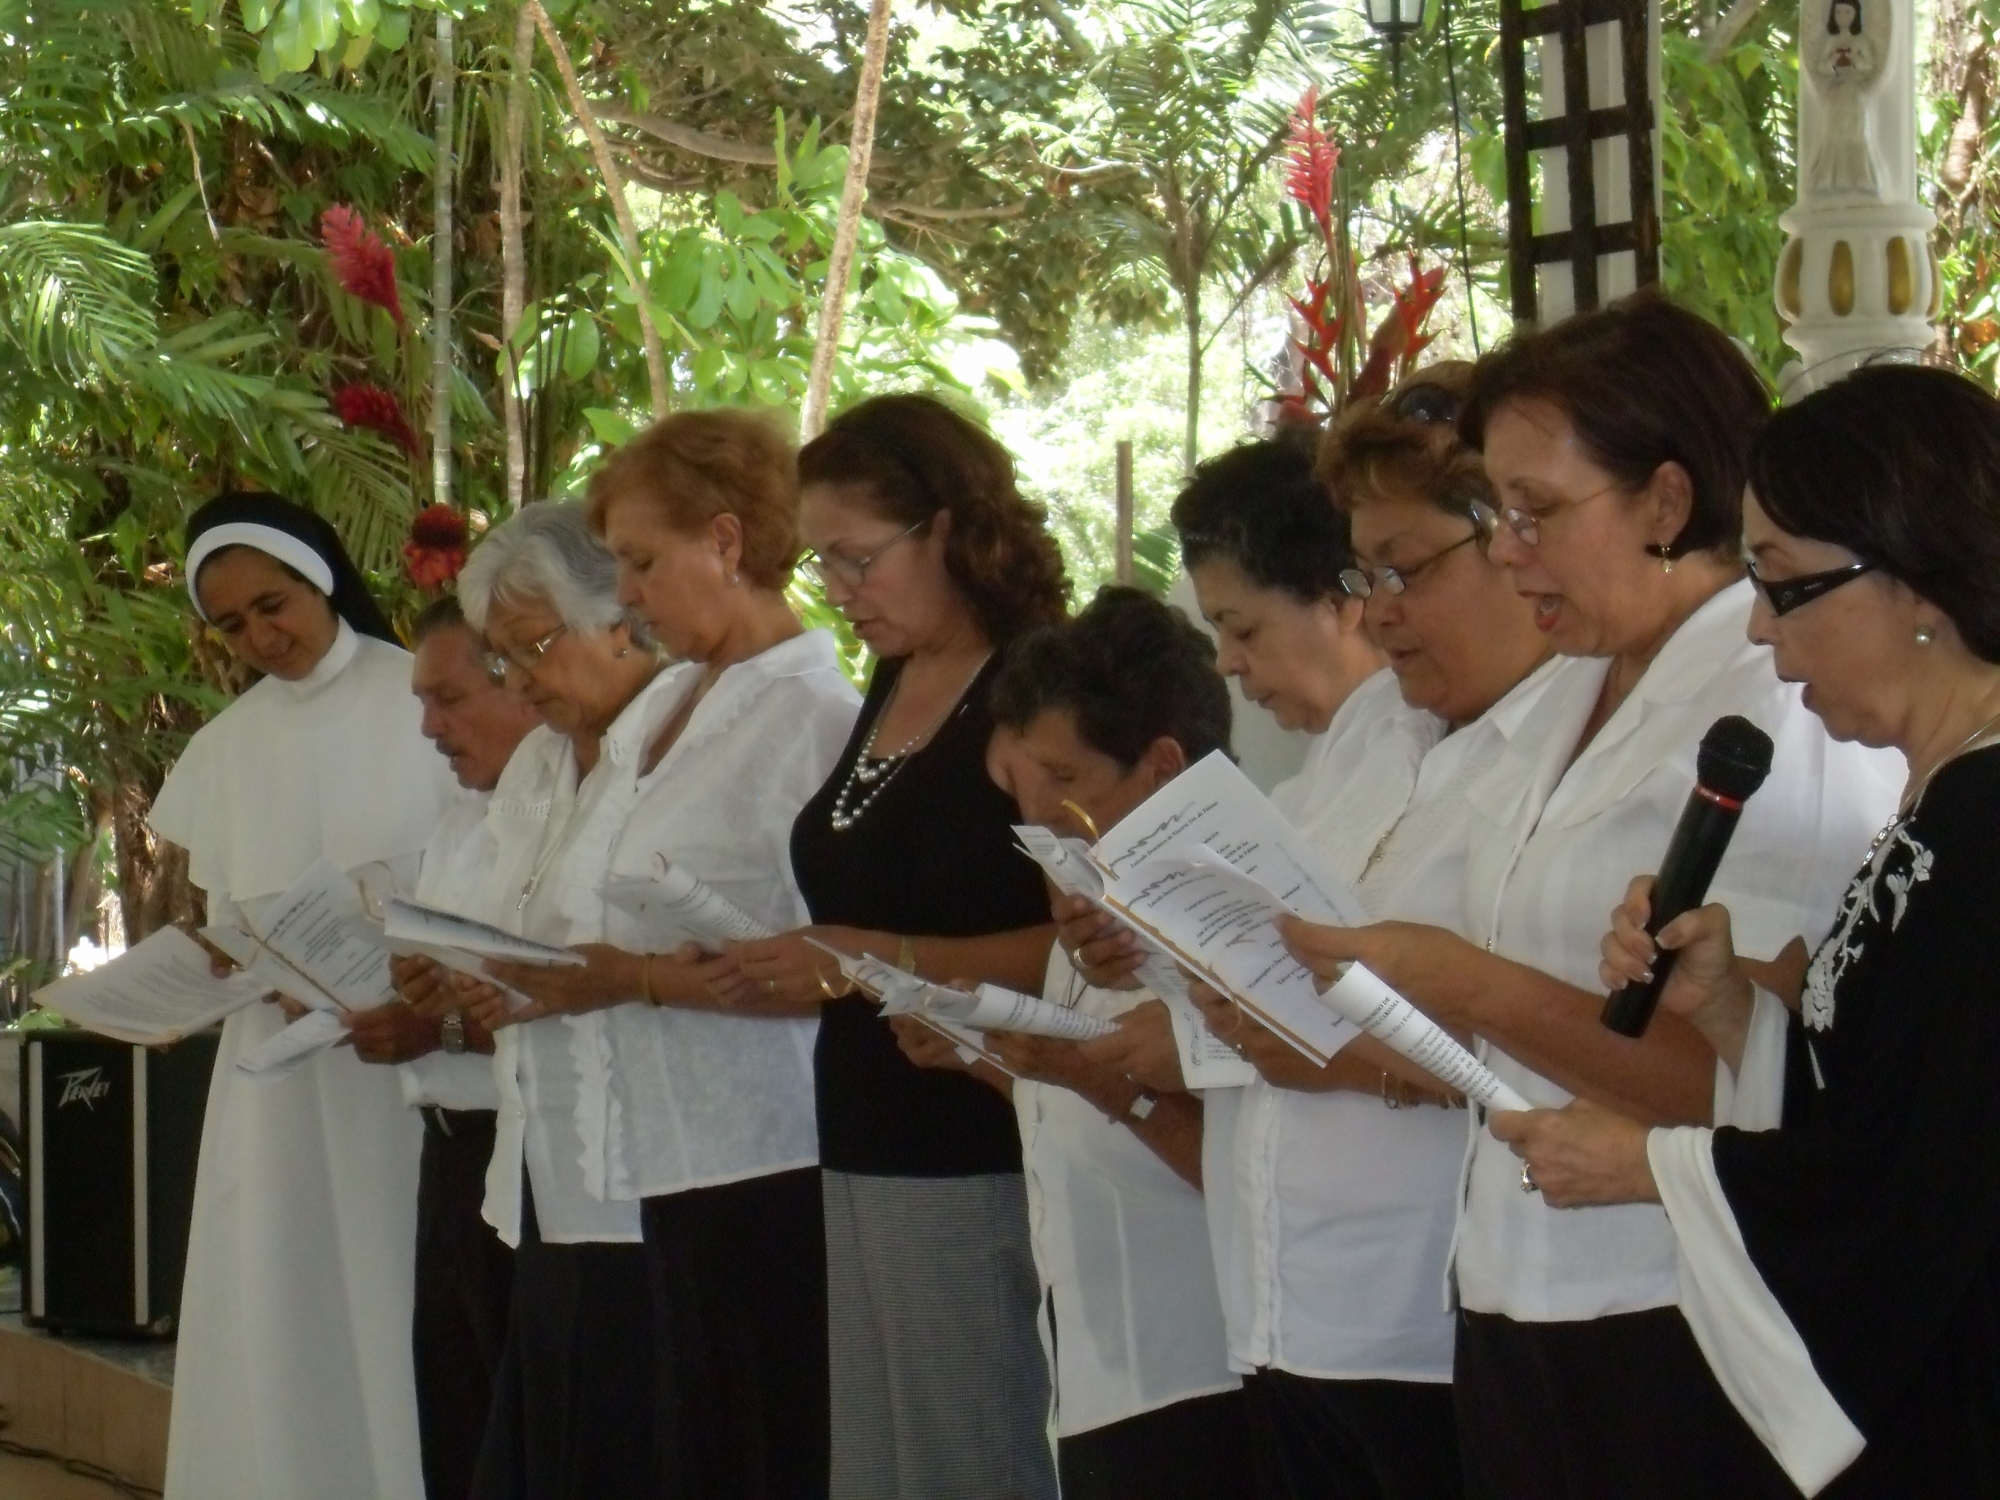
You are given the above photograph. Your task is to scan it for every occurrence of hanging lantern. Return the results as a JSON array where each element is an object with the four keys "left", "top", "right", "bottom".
[{"left": 1363, "top": 0, "right": 1425, "bottom": 88}]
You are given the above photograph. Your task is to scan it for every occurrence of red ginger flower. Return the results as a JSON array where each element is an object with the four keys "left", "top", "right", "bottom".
[
  {"left": 1284, "top": 88, "right": 1340, "bottom": 234},
  {"left": 1351, "top": 257, "right": 1449, "bottom": 404},
  {"left": 321, "top": 205, "right": 405, "bottom": 329},
  {"left": 404, "top": 505, "right": 469, "bottom": 590},
  {"left": 332, "top": 383, "right": 422, "bottom": 459}
]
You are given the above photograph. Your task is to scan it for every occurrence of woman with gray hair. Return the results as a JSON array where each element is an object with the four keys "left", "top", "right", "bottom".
[{"left": 442, "top": 500, "right": 665, "bottom": 1498}]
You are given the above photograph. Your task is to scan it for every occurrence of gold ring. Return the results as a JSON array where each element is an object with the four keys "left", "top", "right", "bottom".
[{"left": 765, "top": 979, "right": 778, "bottom": 995}]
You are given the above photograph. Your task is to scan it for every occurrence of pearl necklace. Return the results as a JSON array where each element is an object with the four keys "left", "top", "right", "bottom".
[{"left": 829, "top": 653, "right": 992, "bottom": 832}]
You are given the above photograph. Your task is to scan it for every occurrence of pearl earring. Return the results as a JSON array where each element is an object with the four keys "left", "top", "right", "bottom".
[
  {"left": 1916, "top": 625, "right": 1935, "bottom": 647},
  {"left": 1645, "top": 544, "right": 1675, "bottom": 575}
]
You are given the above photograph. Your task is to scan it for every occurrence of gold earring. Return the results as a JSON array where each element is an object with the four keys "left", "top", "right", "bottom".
[{"left": 1645, "top": 544, "right": 1675, "bottom": 574}]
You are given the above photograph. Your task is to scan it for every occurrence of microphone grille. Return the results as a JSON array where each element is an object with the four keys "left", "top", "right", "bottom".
[{"left": 1697, "top": 715, "right": 1775, "bottom": 801}]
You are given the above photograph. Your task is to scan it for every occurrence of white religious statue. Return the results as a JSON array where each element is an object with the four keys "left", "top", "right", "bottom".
[{"left": 1804, "top": 0, "right": 1888, "bottom": 196}]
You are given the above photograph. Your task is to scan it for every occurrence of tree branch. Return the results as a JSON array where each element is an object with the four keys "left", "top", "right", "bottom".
[
  {"left": 801, "top": 0, "right": 895, "bottom": 441},
  {"left": 498, "top": 5, "right": 534, "bottom": 511},
  {"left": 525, "top": 0, "right": 669, "bottom": 420}
]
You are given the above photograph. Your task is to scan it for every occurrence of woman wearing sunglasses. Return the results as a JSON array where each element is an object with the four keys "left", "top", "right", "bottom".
[
  {"left": 1497, "top": 365, "right": 2000, "bottom": 1498},
  {"left": 1276, "top": 296, "right": 1901, "bottom": 1497},
  {"left": 1187, "top": 364, "right": 1553, "bottom": 1500}
]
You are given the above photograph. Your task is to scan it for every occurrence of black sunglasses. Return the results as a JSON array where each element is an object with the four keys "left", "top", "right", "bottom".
[
  {"left": 1390, "top": 381, "right": 1460, "bottom": 425},
  {"left": 1747, "top": 559, "right": 1876, "bottom": 617}
]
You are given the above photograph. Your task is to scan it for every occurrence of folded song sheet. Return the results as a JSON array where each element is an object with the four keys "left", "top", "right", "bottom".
[
  {"left": 251, "top": 859, "right": 397, "bottom": 1010},
  {"left": 806, "top": 939, "right": 1018, "bottom": 1074},
  {"left": 1015, "top": 825, "right": 1254, "bottom": 1088},
  {"left": 1072, "top": 754, "right": 1371, "bottom": 1064},
  {"left": 379, "top": 897, "right": 585, "bottom": 968},
  {"left": 32, "top": 927, "right": 269, "bottom": 1044},
  {"left": 599, "top": 858, "right": 775, "bottom": 953},
  {"left": 236, "top": 1009, "right": 349, "bottom": 1080}
]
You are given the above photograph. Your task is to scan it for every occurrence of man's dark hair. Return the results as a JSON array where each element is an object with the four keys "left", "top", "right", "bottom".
[
  {"left": 990, "top": 586, "right": 1232, "bottom": 768},
  {"left": 412, "top": 594, "right": 470, "bottom": 643}
]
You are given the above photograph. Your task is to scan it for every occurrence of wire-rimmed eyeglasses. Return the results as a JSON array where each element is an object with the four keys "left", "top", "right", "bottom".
[{"left": 801, "top": 519, "right": 925, "bottom": 591}]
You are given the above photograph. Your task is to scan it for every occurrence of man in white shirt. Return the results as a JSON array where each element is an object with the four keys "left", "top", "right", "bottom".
[{"left": 346, "top": 596, "right": 541, "bottom": 1500}]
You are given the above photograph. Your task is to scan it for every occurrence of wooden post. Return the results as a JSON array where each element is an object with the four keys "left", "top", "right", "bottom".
[
  {"left": 800, "top": 0, "right": 895, "bottom": 442},
  {"left": 1114, "top": 439, "right": 1135, "bottom": 586}
]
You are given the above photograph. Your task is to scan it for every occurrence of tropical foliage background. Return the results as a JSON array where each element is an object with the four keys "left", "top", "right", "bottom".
[{"left": 0, "top": 0, "right": 1991, "bottom": 993}]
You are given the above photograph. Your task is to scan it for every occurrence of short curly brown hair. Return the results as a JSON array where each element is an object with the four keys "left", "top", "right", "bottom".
[
  {"left": 799, "top": 393, "right": 1070, "bottom": 644},
  {"left": 584, "top": 409, "right": 801, "bottom": 589},
  {"left": 1317, "top": 362, "right": 1492, "bottom": 521}
]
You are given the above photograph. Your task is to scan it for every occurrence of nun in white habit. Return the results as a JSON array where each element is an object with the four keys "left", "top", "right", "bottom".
[{"left": 152, "top": 492, "right": 455, "bottom": 1500}]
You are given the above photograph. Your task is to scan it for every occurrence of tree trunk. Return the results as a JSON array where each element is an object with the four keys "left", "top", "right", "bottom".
[
  {"left": 499, "top": 5, "right": 535, "bottom": 511},
  {"left": 1182, "top": 296, "right": 1202, "bottom": 479},
  {"left": 526, "top": 0, "right": 670, "bottom": 420},
  {"left": 800, "top": 0, "right": 896, "bottom": 442},
  {"left": 431, "top": 12, "right": 456, "bottom": 508}
]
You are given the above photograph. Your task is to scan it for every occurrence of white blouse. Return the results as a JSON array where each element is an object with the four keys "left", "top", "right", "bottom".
[
  {"left": 476, "top": 724, "right": 638, "bottom": 1246},
  {"left": 398, "top": 787, "right": 504, "bottom": 1113},
  {"left": 1454, "top": 580, "right": 1902, "bottom": 1322},
  {"left": 1203, "top": 664, "right": 1554, "bottom": 1382},
  {"left": 1018, "top": 946, "right": 1237, "bottom": 1437},
  {"left": 558, "top": 631, "right": 859, "bottom": 1203}
]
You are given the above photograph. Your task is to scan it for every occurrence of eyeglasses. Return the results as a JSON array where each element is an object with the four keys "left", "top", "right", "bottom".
[
  {"left": 482, "top": 623, "right": 568, "bottom": 677},
  {"left": 801, "top": 519, "right": 925, "bottom": 591},
  {"left": 1470, "top": 482, "right": 1621, "bottom": 550},
  {"left": 1340, "top": 530, "right": 1482, "bottom": 600},
  {"left": 1747, "top": 558, "right": 1876, "bottom": 617}
]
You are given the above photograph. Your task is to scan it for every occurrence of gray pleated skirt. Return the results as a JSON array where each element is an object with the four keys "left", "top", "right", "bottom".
[{"left": 823, "top": 1169, "right": 1058, "bottom": 1500}]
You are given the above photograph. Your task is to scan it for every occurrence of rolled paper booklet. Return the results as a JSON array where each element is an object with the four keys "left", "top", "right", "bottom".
[
  {"left": 1318, "top": 961, "right": 1531, "bottom": 1113},
  {"left": 599, "top": 857, "right": 776, "bottom": 951},
  {"left": 921, "top": 983, "right": 1120, "bottom": 1042}
]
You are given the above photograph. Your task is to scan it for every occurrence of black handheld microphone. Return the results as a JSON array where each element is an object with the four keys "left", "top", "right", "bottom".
[{"left": 1600, "top": 715, "right": 1775, "bottom": 1038}]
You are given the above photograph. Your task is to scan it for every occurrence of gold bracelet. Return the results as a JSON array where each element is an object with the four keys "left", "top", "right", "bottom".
[
  {"left": 641, "top": 954, "right": 657, "bottom": 1006},
  {"left": 897, "top": 933, "right": 919, "bottom": 976}
]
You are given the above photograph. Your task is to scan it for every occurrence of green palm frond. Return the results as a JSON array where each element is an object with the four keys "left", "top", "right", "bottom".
[{"left": 0, "top": 223, "right": 161, "bottom": 379}]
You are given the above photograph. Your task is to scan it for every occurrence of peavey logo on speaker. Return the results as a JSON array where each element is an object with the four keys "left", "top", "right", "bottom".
[{"left": 56, "top": 1066, "right": 113, "bottom": 1111}]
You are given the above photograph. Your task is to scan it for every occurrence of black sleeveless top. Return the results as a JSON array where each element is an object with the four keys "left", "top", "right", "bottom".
[{"left": 791, "top": 655, "right": 1050, "bottom": 1177}]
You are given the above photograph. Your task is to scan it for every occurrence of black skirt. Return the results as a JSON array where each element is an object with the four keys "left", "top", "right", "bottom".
[
  {"left": 1454, "top": 1308, "right": 1796, "bottom": 1500},
  {"left": 642, "top": 1165, "right": 830, "bottom": 1499},
  {"left": 469, "top": 1181, "right": 655, "bottom": 1500}
]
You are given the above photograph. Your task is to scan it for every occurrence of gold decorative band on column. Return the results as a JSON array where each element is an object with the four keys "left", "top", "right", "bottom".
[
  {"left": 1778, "top": 239, "right": 1804, "bottom": 319},
  {"left": 1886, "top": 237, "right": 1914, "bottom": 316},
  {"left": 1828, "top": 240, "right": 1855, "bottom": 317}
]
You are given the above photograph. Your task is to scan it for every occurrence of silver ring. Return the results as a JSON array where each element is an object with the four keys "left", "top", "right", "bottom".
[{"left": 1520, "top": 1163, "right": 1540, "bottom": 1194}]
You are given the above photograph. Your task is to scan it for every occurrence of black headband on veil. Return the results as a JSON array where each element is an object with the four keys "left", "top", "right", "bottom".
[{"left": 184, "top": 491, "right": 400, "bottom": 646}]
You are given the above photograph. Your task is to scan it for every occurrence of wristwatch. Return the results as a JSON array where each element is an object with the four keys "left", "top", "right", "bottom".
[{"left": 440, "top": 1010, "right": 468, "bottom": 1056}]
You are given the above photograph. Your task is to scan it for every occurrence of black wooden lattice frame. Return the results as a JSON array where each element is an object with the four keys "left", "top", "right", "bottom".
[{"left": 1499, "top": 0, "right": 1660, "bottom": 323}]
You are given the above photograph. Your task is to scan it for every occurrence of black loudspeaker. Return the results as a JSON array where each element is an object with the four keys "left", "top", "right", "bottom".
[{"left": 21, "top": 1030, "right": 217, "bottom": 1336}]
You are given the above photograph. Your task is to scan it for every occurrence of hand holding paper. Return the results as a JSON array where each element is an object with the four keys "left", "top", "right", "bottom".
[{"left": 33, "top": 928, "right": 269, "bottom": 1045}]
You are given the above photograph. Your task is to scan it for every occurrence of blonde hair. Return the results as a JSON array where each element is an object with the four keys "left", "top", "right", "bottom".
[{"left": 585, "top": 409, "right": 801, "bottom": 589}]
